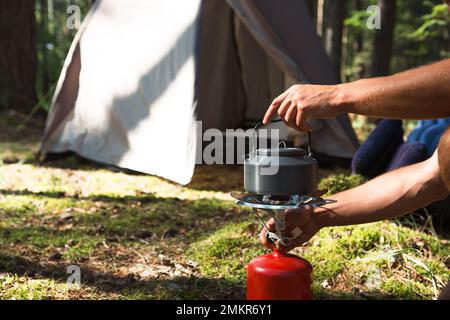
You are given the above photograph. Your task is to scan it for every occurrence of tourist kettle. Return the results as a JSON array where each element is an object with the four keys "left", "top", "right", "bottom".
[{"left": 244, "top": 120, "right": 319, "bottom": 197}]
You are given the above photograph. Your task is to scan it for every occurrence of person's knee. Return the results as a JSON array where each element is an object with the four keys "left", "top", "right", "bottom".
[{"left": 438, "top": 127, "right": 450, "bottom": 191}]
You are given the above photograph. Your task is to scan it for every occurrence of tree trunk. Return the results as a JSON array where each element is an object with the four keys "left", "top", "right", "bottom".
[
  {"left": 306, "top": 0, "right": 318, "bottom": 24},
  {"left": 324, "top": 0, "right": 346, "bottom": 82},
  {"left": 354, "top": 0, "right": 364, "bottom": 54},
  {"left": 40, "top": 0, "right": 49, "bottom": 94},
  {"left": 370, "top": 0, "right": 396, "bottom": 77},
  {"left": 354, "top": 0, "right": 365, "bottom": 79},
  {"left": 0, "top": 0, "right": 37, "bottom": 112}
]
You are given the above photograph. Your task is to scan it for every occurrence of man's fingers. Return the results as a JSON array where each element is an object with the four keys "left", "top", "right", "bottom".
[
  {"left": 260, "top": 211, "right": 318, "bottom": 251},
  {"left": 277, "top": 98, "right": 292, "bottom": 120},
  {"left": 266, "top": 218, "right": 275, "bottom": 229},
  {"left": 263, "top": 91, "right": 289, "bottom": 124},
  {"left": 259, "top": 218, "right": 275, "bottom": 241},
  {"left": 284, "top": 208, "right": 311, "bottom": 226},
  {"left": 284, "top": 103, "right": 298, "bottom": 128},
  {"left": 286, "top": 231, "right": 314, "bottom": 251},
  {"left": 296, "top": 108, "right": 312, "bottom": 132},
  {"left": 263, "top": 104, "right": 280, "bottom": 125},
  {"left": 260, "top": 218, "right": 276, "bottom": 250},
  {"left": 259, "top": 227, "right": 268, "bottom": 245}
]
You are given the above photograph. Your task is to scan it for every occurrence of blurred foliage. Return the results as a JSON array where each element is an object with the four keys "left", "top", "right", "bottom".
[
  {"left": 35, "top": 0, "right": 91, "bottom": 111},
  {"left": 344, "top": 0, "right": 449, "bottom": 83},
  {"left": 393, "top": 1, "right": 450, "bottom": 72},
  {"left": 409, "top": 3, "right": 450, "bottom": 41}
]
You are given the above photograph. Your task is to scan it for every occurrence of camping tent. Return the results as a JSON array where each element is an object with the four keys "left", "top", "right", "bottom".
[{"left": 41, "top": 0, "right": 359, "bottom": 184}]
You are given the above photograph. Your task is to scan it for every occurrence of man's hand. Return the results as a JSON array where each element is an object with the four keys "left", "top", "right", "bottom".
[
  {"left": 264, "top": 59, "right": 450, "bottom": 127},
  {"left": 259, "top": 206, "right": 323, "bottom": 251},
  {"left": 263, "top": 84, "right": 345, "bottom": 132}
]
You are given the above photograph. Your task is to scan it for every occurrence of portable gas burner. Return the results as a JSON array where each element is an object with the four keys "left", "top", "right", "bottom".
[
  {"left": 231, "top": 193, "right": 334, "bottom": 247},
  {"left": 231, "top": 120, "right": 336, "bottom": 300}
]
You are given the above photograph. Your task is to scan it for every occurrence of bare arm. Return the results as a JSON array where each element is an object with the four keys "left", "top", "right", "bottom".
[
  {"left": 342, "top": 59, "right": 450, "bottom": 120},
  {"left": 315, "top": 152, "right": 448, "bottom": 228},
  {"left": 260, "top": 152, "right": 449, "bottom": 251},
  {"left": 264, "top": 59, "right": 450, "bottom": 131}
]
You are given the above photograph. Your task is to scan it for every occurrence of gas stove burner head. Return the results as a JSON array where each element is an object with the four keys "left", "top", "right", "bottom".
[
  {"left": 230, "top": 192, "right": 335, "bottom": 210},
  {"left": 262, "top": 194, "right": 292, "bottom": 205}
]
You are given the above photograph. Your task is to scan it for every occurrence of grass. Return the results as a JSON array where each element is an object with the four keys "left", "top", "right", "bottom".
[{"left": 0, "top": 111, "right": 448, "bottom": 300}]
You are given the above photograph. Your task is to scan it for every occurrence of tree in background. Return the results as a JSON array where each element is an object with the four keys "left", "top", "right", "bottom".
[
  {"left": 0, "top": 0, "right": 37, "bottom": 113},
  {"left": 323, "top": 0, "right": 347, "bottom": 81},
  {"left": 39, "top": 0, "right": 50, "bottom": 94},
  {"left": 343, "top": 0, "right": 371, "bottom": 82},
  {"left": 370, "top": 0, "right": 397, "bottom": 77}
]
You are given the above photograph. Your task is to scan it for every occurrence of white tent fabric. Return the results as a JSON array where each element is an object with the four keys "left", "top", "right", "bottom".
[
  {"left": 43, "top": 0, "right": 201, "bottom": 184},
  {"left": 42, "top": 0, "right": 359, "bottom": 185}
]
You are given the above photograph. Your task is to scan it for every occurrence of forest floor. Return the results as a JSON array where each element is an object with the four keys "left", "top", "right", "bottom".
[{"left": 0, "top": 110, "right": 448, "bottom": 300}]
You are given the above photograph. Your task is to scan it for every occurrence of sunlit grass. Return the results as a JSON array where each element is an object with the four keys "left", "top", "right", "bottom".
[{"left": 0, "top": 116, "right": 448, "bottom": 299}]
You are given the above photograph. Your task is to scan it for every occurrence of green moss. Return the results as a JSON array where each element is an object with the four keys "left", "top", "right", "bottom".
[
  {"left": 319, "top": 174, "right": 366, "bottom": 195},
  {"left": 381, "top": 278, "right": 432, "bottom": 300},
  {"left": 0, "top": 274, "right": 74, "bottom": 300},
  {"left": 336, "top": 225, "right": 384, "bottom": 258}
]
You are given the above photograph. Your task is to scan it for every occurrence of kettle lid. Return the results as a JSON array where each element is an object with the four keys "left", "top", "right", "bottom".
[{"left": 256, "top": 147, "right": 308, "bottom": 157}]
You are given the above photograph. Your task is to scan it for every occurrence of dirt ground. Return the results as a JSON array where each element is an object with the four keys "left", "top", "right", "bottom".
[{"left": 0, "top": 111, "right": 448, "bottom": 299}]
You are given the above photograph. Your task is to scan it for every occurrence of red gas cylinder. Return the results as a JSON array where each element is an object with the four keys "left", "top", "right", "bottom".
[{"left": 247, "top": 249, "right": 313, "bottom": 300}]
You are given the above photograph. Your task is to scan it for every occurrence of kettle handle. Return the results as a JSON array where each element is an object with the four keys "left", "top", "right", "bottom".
[{"left": 253, "top": 119, "right": 312, "bottom": 156}]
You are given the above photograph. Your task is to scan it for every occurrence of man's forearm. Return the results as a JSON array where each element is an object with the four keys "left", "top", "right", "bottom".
[
  {"left": 338, "top": 59, "right": 450, "bottom": 119},
  {"left": 315, "top": 153, "right": 448, "bottom": 228}
]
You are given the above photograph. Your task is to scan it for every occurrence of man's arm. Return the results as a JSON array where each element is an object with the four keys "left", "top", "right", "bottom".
[
  {"left": 260, "top": 151, "right": 449, "bottom": 251},
  {"left": 263, "top": 59, "right": 450, "bottom": 131},
  {"left": 343, "top": 59, "right": 450, "bottom": 119},
  {"left": 315, "top": 152, "right": 447, "bottom": 227}
]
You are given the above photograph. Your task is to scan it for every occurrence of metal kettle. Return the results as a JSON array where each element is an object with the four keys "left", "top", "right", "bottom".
[{"left": 244, "top": 120, "right": 318, "bottom": 197}]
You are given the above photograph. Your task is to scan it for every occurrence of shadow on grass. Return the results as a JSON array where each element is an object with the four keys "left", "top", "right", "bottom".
[
  {"left": 39, "top": 152, "right": 127, "bottom": 172},
  {"left": 0, "top": 188, "right": 250, "bottom": 299},
  {"left": 0, "top": 188, "right": 158, "bottom": 203},
  {"left": 0, "top": 187, "right": 244, "bottom": 245},
  {"left": 187, "top": 165, "right": 243, "bottom": 193},
  {"left": 0, "top": 252, "right": 245, "bottom": 299},
  {"left": 39, "top": 151, "right": 244, "bottom": 193},
  {"left": 0, "top": 252, "right": 393, "bottom": 300}
]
